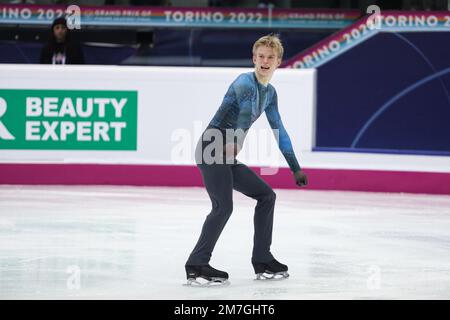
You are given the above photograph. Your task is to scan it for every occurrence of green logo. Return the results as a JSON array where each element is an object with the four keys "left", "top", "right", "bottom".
[{"left": 0, "top": 89, "right": 137, "bottom": 150}]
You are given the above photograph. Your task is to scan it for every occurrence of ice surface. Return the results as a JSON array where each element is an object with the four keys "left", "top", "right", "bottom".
[{"left": 1, "top": 185, "right": 449, "bottom": 299}]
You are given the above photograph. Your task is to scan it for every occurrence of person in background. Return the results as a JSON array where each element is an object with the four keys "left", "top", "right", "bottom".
[{"left": 40, "top": 17, "right": 85, "bottom": 65}]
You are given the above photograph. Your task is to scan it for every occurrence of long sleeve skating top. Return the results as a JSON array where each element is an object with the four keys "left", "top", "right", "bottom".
[{"left": 209, "top": 72, "right": 301, "bottom": 173}]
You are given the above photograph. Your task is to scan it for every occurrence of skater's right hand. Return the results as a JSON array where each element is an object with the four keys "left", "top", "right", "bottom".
[{"left": 294, "top": 170, "right": 308, "bottom": 187}]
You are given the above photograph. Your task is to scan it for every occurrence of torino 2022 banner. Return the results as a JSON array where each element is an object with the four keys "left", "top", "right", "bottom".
[{"left": 0, "top": 4, "right": 359, "bottom": 29}]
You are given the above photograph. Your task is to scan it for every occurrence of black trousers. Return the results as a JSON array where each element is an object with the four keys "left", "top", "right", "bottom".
[{"left": 186, "top": 132, "right": 277, "bottom": 265}]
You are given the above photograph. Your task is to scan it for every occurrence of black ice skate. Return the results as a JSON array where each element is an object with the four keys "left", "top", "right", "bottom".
[
  {"left": 185, "top": 264, "right": 230, "bottom": 287},
  {"left": 252, "top": 259, "right": 289, "bottom": 280}
]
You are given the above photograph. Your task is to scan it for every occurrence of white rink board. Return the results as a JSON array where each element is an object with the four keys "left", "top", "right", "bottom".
[{"left": 0, "top": 64, "right": 316, "bottom": 168}]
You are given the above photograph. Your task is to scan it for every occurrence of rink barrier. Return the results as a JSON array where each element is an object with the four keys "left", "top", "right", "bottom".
[
  {"left": 0, "top": 65, "right": 315, "bottom": 164},
  {"left": 0, "top": 163, "right": 449, "bottom": 195}
]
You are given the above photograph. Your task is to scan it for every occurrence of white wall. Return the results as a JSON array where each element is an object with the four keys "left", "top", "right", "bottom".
[{"left": 0, "top": 64, "right": 316, "bottom": 169}]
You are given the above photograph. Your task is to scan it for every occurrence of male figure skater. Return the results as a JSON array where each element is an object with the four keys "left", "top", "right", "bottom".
[{"left": 185, "top": 34, "right": 308, "bottom": 286}]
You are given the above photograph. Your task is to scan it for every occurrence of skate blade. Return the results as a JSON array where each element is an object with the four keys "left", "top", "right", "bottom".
[
  {"left": 255, "top": 271, "right": 289, "bottom": 281},
  {"left": 183, "top": 277, "right": 230, "bottom": 287}
]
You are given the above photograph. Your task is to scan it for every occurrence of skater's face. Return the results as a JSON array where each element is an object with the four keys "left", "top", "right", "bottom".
[{"left": 253, "top": 46, "right": 281, "bottom": 82}]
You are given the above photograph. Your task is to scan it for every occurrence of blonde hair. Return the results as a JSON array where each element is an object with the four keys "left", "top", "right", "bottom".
[{"left": 252, "top": 34, "right": 284, "bottom": 60}]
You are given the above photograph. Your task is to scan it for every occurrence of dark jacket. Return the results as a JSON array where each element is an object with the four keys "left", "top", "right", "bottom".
[{"left": 40, "top": 17, "right": 85, "bottom": 64}]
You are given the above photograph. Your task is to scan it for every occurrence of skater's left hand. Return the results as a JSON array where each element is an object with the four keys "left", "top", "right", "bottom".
[{"left": 294, "top": 170, "right": 308, "bottom": 187}]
